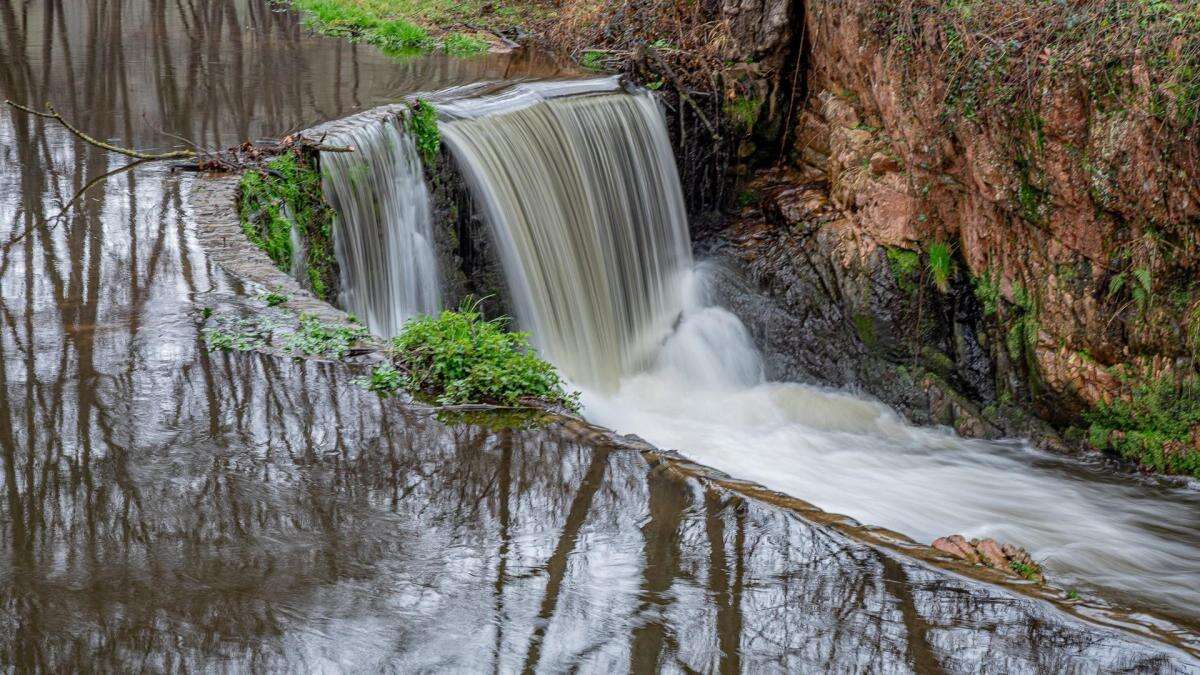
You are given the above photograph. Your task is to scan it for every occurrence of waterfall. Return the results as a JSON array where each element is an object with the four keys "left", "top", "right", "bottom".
[
  {"left": 440, "top": 87, "right": 692, "bottom": 389},
  {"left": 320, "top": 115, "right": 440, "bottom": 338},
  {"left": 285, "top": 204, "right": 309, "bottom": 287}
]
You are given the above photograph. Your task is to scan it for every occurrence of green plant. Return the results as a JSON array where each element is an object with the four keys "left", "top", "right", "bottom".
[
  {"left": 724, "top": 96, "right": 764, "bottom": 132},
  {"left": 391, "top": 299, "right": 579, "bottom": 409},
  {"left": 1066, "top": 589, "right": 1080, "bottom": 601},
  {"left": 203, "top": 317, "right": 270, "bottom": 352},
  {"left": 1009, "top": 560, "right": 1043, "bottom": 581},
  {"left": 928, "top": 242, "right": 953, "bottom": 293},
  {"left": 1005, "top": 283, "right": 1039, "bottom": 364},
  {"left": 886, "top": 247, "right": 920, "bottom": 293},
  {"left": 580, "top": 50, "right": 607, "bottom": 71},
  {"left": 238, "top": 151, "right": 338, "bottom": 301},
  {"left": 444, "top": 33, "right": 488, "bottom": 56},
  {"left": 284, "top": 313, "right": 370, "bottom": 359},
  {"left": 355, "top": 362, "right": 404, "bottom": 395},
  {"left": 974, "top": 269, "right": 1001, "bottom": 316},
  {"left": 260, "top": 289, "right": 290, "bottom": 307},
  {"left": 1132, "top": 265, "right": 1153, "bottom": 309},
  {"left": 1085, "top": 374, "right": 1200, "bottom": 477},
  {"left": 408, "top": 100, "right": 441, "bottom": 164},
  {"left": 373, "top": 18, "right": 429, "bottom": 53}
]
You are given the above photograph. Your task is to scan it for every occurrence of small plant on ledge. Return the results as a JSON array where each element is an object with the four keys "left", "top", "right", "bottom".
[{"left": 387, "top": 299, "right": 580, "bottom": 411}]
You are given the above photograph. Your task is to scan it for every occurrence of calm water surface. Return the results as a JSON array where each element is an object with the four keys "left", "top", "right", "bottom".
[{"left": 0, "top": 1, "right": 1197, "bottom": 671}]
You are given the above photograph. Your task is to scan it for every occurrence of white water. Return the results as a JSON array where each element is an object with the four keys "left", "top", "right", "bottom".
[
  {"left": 583, "top": 264, "right": 1200, "bottom": 621},
  {"left": 321, "top": 115, "right": 441, "bottom": 337}
]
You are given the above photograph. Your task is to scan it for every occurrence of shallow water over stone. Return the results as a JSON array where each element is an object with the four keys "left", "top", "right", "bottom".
[{"left": 1, "top": 0, "right": 1199, "bottom": 671}]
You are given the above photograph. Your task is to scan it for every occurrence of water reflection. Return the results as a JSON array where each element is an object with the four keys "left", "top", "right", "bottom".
[{"left": 0, "top": 0, "right": 1197, "bottom": 671}]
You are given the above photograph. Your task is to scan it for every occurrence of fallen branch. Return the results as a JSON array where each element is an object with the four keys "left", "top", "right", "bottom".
[{"left": 5, "top": 99, "right": 196, "bottom": 160}]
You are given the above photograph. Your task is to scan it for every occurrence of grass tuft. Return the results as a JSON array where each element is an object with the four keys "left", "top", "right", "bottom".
[{"left": 928, "top": 242, "right": 953, "bottom": 293}]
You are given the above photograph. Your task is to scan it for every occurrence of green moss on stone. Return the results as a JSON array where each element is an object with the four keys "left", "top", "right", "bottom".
[
  {"left": 237, "top": 151, "right": 338, "bottom": 301},
  {"left": 725, "top": 96, "right": 764, "bottom": 132},
  {"left": 886, "top": 247, "right": 921, "bottom": 293},
  {"left": 853, "top": 313, "right": 878, "bottom": 350}
]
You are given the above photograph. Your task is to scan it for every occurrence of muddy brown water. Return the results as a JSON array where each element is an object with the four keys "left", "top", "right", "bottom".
[{"left": 1, "top": 1, "right": 1198, "bottom": 671}]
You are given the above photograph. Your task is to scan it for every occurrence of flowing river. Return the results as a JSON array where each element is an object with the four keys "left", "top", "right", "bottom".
[{"left": 1, "top": 0, "right": 1199, "bottom": 671}]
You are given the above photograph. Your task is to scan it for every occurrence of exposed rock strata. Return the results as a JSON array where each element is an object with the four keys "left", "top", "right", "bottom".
[{"left": 698, "top": 0, "right": 1200, "bottom": 474}]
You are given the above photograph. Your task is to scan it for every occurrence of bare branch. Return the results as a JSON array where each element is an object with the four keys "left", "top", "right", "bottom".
[{"left": 5, "top": 99, "right": 197, "bottom": 160}]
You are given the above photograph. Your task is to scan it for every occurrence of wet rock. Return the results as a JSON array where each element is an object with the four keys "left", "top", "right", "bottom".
[
  {"left": 932, "top": 534, "right": 979, "bottom": 565},
  {"left": 933, "top": 534, "right": 1044, "bottom": 582}
]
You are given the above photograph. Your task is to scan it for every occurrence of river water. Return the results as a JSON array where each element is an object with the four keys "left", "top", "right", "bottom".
[{"left": 1, "top": 0, "right": 1199, "bottom": 671}]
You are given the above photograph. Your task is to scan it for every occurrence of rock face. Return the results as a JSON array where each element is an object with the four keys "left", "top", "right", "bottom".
[{"left": 704, "top": 0, "right": 1200, "bottom": 474}]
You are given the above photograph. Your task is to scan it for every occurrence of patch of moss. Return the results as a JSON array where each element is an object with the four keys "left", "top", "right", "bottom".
[
  {"left": 886, "top": 247, "right": 921, "bottom": 294},
  {"left": 237, "top": 151, "right": 338, "bottom": 301},
  {"left": 973, "top": 269, "right": 1001, "bottom": 316},
  {"left": 725, "top": 96, "right": 764, "bottom": 132},
  {"left": 1085, "top": 374, "right": 1200, "bottom": 478},
  {"left": 853, "top": 313, "right": 878, "bottom": 350}
]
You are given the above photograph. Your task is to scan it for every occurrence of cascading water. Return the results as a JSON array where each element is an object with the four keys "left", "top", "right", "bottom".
[
  {"left": 432, "top": 81, "right": 1200, "bottom": 626},
  {"left": 439, "top": 83, "right": 692, "bottom": 389},
  {"left": 320, "top": 114, "right": 441, "bottom": 337}
]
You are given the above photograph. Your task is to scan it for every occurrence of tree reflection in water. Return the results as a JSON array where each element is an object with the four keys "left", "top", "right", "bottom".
[{"left": 0, "top": 0, "right": 1195, "bottom": 672}]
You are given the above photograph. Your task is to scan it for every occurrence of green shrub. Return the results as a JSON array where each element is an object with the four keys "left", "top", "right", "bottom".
[
  {"left": 1085, "top": 374, "right": 1200, "bottom": 477},
  {"left": 408, "top": 100, "right": 441, "bottom": 164},
  {"left": 355, "top": 362, "right": 404, "bottom": 396},
  {"left": 391, "top": 300, "right": 579, "bottom": 410},
  {"left": 237, "top": 152, "right": 338, "bottom": 301}
]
